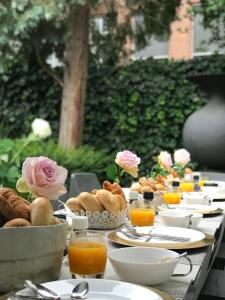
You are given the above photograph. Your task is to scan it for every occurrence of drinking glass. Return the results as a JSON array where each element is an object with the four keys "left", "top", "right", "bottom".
[
  {"left": 163, "top": 192, "right": 181, "bottom": 204},
  {"left": 180, "top": 181, "right": 194, "bottom": 192},
  {"left": 130, "top": 201, "right": 155, "bottom": 226},
  {"left": 68, "top": 231, "right": 107, "bottom": 279}
]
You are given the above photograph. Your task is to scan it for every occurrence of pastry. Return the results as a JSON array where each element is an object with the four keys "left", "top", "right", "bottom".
[
  {"left": 111, "top": 194, "right": 127, "bottom": 210},
  {"left": 50, "top": 216, "right": 62, "bottom": 225},
  {"left": 130, "top": 182, "right": 142, "bottom": 193},
  {"left": 3, "top": 218, "right": 31, "bottom": 227},
  {"left": 30, "top": 197, "right": 53, "bottom": 226},
  {"left": 141, "top": 185, "right": 154, "bottom": 193},
  {"left": 96, "top": 189, "right": 120, "bottom": 213},
  {"left": 0, "top": 193, "right": 30, "bottom": 223},
  {"left": 103, "top": 181, "right": 125, "bottom": 200},
  {"left": 78, "top": 192, "right": 104, "bottom": 213},
  {"left": 66, "top": 197, "right": 84, "bottom": 212}
]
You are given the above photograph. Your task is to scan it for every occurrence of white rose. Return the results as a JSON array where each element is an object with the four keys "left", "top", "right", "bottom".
[
  {"left": 174, "top": 148, "right": 190, "bottom": 166},
  {"left": 31, "top": 118, "right": 52, "bottom": 139}
]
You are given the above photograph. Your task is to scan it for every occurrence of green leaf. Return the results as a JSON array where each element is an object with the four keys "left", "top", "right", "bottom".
[
  {"left": 172, "top": 163, "right": 185, "bottom": 178},
  {"left": 0, "top": 139, "right": 15, "bottom": 154},
  {"left": 106, "top": 164, "right": 118, "bottom": 181}
]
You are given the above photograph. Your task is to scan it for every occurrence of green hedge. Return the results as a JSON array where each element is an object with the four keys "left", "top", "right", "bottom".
[
  {"left": 85, "top": 55, "right": 225, "bottom": 174},
  {"left": 1, "top": 55, "right": 225, "bottom": 177}
]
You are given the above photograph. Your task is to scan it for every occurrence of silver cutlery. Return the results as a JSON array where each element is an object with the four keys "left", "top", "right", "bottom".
[
  {"left": 24, "top": 280, "right": 60, "bottom": 300},
  {"left": 9, "top": 292, "right": 41, "bottom": 300},
  {"left": 71, "top": 281, "right": 89, "bottom": 299},
  {"left": 154, "top": 251, "right": 188, "bottom": 263},
  {"left": 123, "top": 223, "right": 191, "bottom": 242}
]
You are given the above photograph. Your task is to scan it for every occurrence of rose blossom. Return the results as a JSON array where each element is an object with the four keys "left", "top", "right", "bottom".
[
  {"left": 158, "top": 151, "right": 173, "bottom": 170},
  {"left": 31, "top": 118, "right": 52, "bottom": 139},
  {"left": 174, "top": 148, "right": 191, "bottom": 166},
  {"left": 115, "top": 150, "right": 140, "bottom": 178},
  {"left": 21, "top": 156, "right": 68, "bottom": 199}
]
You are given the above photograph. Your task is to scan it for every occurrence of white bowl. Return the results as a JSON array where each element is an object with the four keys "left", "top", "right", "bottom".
[
  {"left": 182, "top": 192, "right": 211, "bottom": 205},
  {"left": 158, "top": 210, "right": 203, "bottom": 228},
  {"left": 109, "top": 247, "right": 191, "bottom": 285}
]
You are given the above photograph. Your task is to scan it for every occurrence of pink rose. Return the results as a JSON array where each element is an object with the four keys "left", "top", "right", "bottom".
[
  {"left": 21, "top": 156, "right": 68, "bottom": 200},
  {"left": 174, "top": 148, "right": 190, "bottom": 166},
  {"left": 115, "top": 150, "right": 140, "bottom": 178},
  {"left": 158, "top": 151, "right": 173, "bottom": 170}
]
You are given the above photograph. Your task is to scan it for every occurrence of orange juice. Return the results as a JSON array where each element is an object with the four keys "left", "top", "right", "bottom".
[
  {"left": 68, "top": 241, "right": 107, "bottom": 275},
  {"left": 180, "top": 182, "right": 194, "bottom": 192},
  {"left": 163, "top": 193, "right": 181, "bottom": 204},
  {"left": 130, "top": 208, "right": 155, "bottom": 226}
]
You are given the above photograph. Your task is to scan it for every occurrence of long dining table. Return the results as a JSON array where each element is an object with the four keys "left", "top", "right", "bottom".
[{"left": 1, "top": 197, "right": 225, "bottom": 300}]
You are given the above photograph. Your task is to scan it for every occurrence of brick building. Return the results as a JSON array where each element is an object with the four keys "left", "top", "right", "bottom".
[{"left": 93, "top": 0, "right": 221, "bottom": 61}]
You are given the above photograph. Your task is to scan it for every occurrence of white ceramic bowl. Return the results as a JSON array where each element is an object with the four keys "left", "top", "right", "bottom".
[
  {"left": 182, "top": 192, "right": 211, "bottom": 205},
  {"left": 109, "top": 247, "right": 191, "bottom": 285},
  {"left": 158, "top": 210, "right": 203, "bottom": 228}
]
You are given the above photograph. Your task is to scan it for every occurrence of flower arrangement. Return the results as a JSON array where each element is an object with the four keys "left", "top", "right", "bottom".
[
  {"left": 150, "top": 148, "right": 191, "bottom": 180},
  {"left": 16, "top": 156, "right": 68, "bottom": 200},
  {"left": 106, "top": 150, "right": 140, "bottom": 183}
]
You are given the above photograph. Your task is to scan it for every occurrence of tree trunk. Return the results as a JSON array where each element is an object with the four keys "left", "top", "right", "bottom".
[{"left": 59, "top": 3, "right": 89, "bottom": 148}]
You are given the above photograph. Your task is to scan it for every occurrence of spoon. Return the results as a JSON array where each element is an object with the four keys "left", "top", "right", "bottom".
[
  {"left": 24, "top": 280, "right": 60, "bottom": 299},
  {"left": 154, "top": 251, "right": 187, "bottom": 264},
  {"left": 71, "top": 281, "right": 89, "bottom": 299}
]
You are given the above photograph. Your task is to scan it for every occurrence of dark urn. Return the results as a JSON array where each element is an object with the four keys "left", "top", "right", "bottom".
[{"left": 182, "top": 74, "right": 225, "bottom": 170}]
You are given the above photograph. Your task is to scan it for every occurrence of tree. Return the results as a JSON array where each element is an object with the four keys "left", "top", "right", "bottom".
[{"left": 0, "top": 0, "right": 181, "bottom": 148}]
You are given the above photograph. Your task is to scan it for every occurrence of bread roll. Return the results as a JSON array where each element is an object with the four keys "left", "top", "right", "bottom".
[
  {"left": 50, "top": 216, "right": 62, "bottom": 225},
  {"left": 155, "top": 183, "right": 164, "bottom": 191},
  {"left": 90, "top": 189, "right": 98, "bottom": 195},
  {"left": 141, "top": 186, "right": 154, "bottom": 193},
  {"left": 130, "top": 182, "right": 142, "bottom": 193},
  {"left": 0, "top": 193, "right": 30, "bottom": 223},
  {"left": 30, "top": 197, "right": 53, "bottom": 226},
  {"left": 66, "top": 197, "right": 84, "bottom": 212},
  {"left": 3, "top": 218, "right": 31, "bottom": 227},
  {"left": 111, "top": 194, "right": 127, "bottom": 210},
  {"left": 78, "top": 192, "right": 104, "bottom": 213},
  {"left": 96, "top": 189, "right": 120, "bottom": 213}
]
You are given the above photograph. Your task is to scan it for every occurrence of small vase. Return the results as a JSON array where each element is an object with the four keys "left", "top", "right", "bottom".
[{"left": 182, "top": 74, "right": 225, "bottom": 170}]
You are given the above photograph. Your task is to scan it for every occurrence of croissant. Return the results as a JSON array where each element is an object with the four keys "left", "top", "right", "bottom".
[{"left": 103, "top": 181, "right": 126, "bottom": 200}]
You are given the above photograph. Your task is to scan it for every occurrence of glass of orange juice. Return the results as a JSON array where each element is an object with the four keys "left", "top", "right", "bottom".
[
  {"left": 130, "top": 201, "right": 155, "bottom": 226},
  {"left": 163, "top": 192, "right": 181, "bottom": 204},
  {"left": 180, "top": 181, "right": 194, "bottom": 192},
  {"left": 68, "top": 231, "right": 107, "bottom": 279}
]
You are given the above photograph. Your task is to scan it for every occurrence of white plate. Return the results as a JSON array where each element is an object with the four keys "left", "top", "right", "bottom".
[
  {"left": 158, "top": 203, "right": 218, "bottom": 214},
  {"left": 15, "top": 279, "right": 162, "bottom": 300},
  {"left": 117, "top": 226, "right": 205, "bottom": 245}
]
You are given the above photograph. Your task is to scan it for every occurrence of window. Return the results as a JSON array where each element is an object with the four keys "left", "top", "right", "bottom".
[
  {"left": 193, "top": 9, "right": 223, "bottom": 56},
  {"left": 132, "top": 15, "right": 168, "bottom": 60}
]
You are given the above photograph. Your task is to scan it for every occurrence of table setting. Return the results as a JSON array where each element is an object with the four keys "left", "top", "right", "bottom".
[{"left": 1, "top": 149, "right": 225, "bottom": 300}]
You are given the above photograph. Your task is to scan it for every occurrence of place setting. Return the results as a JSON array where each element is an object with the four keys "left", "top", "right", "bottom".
[{"left": 9, "top": 278, "right": 168, "bottom": 300}]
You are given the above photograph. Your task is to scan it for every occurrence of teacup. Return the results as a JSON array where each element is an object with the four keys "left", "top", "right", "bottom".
[
  {"left": 158, "top": 210, "right": 203, "bottom": 228},
  {"left": 182, "top": 192, "right": 211, "bottom": 205}
]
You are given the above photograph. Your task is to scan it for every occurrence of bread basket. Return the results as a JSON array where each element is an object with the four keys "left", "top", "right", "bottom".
[
  {"left": 75, "top": 209, "right": 127, "bottom": 229},
  {"left": 0, "top": 220, "right": 68, "bottom": 293}
]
